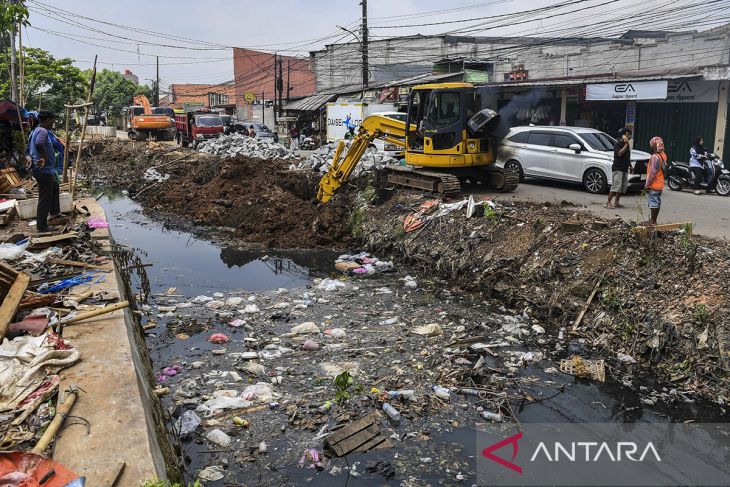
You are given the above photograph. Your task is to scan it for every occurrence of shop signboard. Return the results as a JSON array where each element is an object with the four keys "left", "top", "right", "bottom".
[
  {"left": 648, "top": 80, "right": 719, "bottom": 103},
  {"left": 586, "top": 80, "right": 667, "bottom": 101}
]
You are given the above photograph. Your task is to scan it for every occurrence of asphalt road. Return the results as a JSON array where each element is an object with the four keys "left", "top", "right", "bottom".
[{"left": 476, "top": 178, "right": 730, "bottom": 239}]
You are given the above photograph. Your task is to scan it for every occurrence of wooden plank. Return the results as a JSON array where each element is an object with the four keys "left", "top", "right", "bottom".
[
  {"left": 0, "top": 271, "right": 30, "bottom": 341},
  {"left": 99, "top": 461, "right": 125, "bottom": 487},
  {"left": 47, "top": 257, "right": 111, "bottom": 271},
  {"left": 571, "top": 268, "right": 607, "bottom": 332},
  {"left": 324, "top": 412, "right": 391, "bottom": 457},
  {"left": 634, "top": 221, "right": 692, "bottom": 237},
  {"left": 29, "top": 232, "right": 77, "bottom": 248}
]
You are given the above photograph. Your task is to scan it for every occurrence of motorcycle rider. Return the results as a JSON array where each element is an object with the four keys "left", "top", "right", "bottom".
[{"left": 689, "top": 136, "right": 709, "bottom": 195}]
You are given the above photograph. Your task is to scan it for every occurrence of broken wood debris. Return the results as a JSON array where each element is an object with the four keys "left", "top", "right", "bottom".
[{"left": 323, "top": 412, "right": 393, "bottom": 457}]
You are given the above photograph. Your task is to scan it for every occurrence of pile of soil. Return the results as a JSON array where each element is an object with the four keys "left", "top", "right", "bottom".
[
  {"left": 361, "top": 193, "right": 730, "bottom": 403},
  {"left": 83, "top": 140, "right": 354, "bottom": 248}
]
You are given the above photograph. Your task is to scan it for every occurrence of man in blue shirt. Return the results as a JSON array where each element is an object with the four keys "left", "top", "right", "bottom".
[{"left": 29, "top": 110, "right": 60, "bottom": 232}]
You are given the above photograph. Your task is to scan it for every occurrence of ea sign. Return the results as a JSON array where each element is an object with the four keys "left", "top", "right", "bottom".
[{"left": 586, "top": 80, "right": 667, "bottom": 101}]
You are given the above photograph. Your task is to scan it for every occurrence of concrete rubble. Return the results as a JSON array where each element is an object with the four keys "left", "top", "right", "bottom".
[
  {"left": 295, "top": 141, "right": 398, "bottom": 176},
  {"left": 198, "top": 133, "right": 298, "bottom": 160}
]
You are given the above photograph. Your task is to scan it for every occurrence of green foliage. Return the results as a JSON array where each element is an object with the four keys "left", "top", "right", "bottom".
[
  {"left": 333, "top": 371, "right": 354, "bottom": 404},
  {"left": 0, "top": 1, "right": 29, "bottom": 31},
  {"left": 85, "top": 68, "right": 153, "bottom": 117},
  {"left": 693, "top": 304, "right": 710, "bottom": 324},
  {"left": 348, "top": 205, "right": 365, "bottom": 239},
  {"left": 619, "top": 320, "right": 636, "bottom": 341},
  {"left": 601, "top": 287, "right": 623, "bottom": 311},
  {"left": 0, "top": 47, "right": 86, "bottom": 113}
]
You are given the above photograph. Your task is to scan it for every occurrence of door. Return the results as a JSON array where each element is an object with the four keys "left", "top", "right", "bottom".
[
  {"left": 522, "top": 131, "right": 553, "bottom": 177},
  {"left": 547, "top": 132, "right": 585, "bottom": 181},
  {"left": 423, "top": 90, "right": 464, "bottom": 154},
  {"left": 634, "top": 103, "right": 717, "bottom": 162}
]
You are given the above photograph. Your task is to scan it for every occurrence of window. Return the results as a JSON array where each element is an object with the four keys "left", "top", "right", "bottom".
[
  {"left": 580, "top": 132, "right": 615, "bottom": 151},
  {"left": 508, "top": 132, "right": 529, "bottom": 143},
  {"left": 426, "top": 92, "right": 461, "bottom": 128},
  {"left": 195, "top": 116, "right": 223, "bottom": 127},
  {"left": 552, "top": 134, "right": 579, "bottom": 149},
  {"left": 527, "top": 132, "right": 552, "bottom": 146}
]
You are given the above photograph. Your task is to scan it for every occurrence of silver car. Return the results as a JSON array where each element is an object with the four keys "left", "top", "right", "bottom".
[{"left": 497, "top": 126, "right": 651, "bottom": 194}]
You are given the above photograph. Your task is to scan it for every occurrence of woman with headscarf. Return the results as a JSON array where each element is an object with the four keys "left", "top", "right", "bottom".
[
  {"left": 643, "top": 136, "right": 667, "bottom": 226},
  {"left": 689, "top": 136, "right": 709, "bottom": 194}
]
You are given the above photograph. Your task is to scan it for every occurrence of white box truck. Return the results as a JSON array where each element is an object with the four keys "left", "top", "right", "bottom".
[{"left": 325, "top": 102, "right": 397, "bottom": 142}]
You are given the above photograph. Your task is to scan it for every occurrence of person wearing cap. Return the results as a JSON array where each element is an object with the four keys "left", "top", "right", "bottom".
[
  {"left": 643, "top": 136, "right": 667, "bottom": 226},
  {"left": 606, "top": 127, "right": 632, "bottom": 209},
  {"left": 28, "top": 110, "right": 61, "bottom": 232}
]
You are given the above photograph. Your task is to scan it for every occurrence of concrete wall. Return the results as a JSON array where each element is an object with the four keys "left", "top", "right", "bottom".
[{"left": 310, "top": 25, "right": 730, "bottom": 90}]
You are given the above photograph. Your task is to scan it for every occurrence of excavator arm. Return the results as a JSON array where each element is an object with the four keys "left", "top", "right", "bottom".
[
  {"left": 316, "top": 115, "right": 410, "bottom": 203},
  {"left": 132, "top": 95, "right": 152, "bottom": 115}
]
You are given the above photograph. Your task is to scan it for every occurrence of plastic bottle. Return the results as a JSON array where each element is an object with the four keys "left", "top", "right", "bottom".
[
  {"left": 480, "top": 411, "right": 503, "bottom": 422},
  {"left": 459, "top": 388, "right": 480, "bottom": 396},
  {"left": 558, "top": 327, "right": 565, "bottom": 341},
  {"left": 432, "top": 385, "right": 451, "bottom": 401},
  {"left": 387, "top": 390, "right": 415, "bottom": 400},
  {"left": 382, "top": 403, "right": 401, "bottom": 422}
]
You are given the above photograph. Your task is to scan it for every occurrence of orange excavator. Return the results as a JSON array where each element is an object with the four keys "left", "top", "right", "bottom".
[{"left": 126, "top": 95, "right": 175, "bottom": 140}]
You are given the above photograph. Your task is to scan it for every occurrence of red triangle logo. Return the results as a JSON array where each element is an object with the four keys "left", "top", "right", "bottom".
[{"left": 482, "top": 431, "right": 523, "bottom": 474}]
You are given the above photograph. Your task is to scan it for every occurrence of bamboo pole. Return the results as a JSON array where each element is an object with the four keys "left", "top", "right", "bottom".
[
  {"left": 31, "top": 388, "right": 78, "bottom": 454},
  {"left": 70, "top": 55, "right": 97, "bottom": 200},
  {"left": 63, "top": 300, "right": 129, "bottom": 325}
]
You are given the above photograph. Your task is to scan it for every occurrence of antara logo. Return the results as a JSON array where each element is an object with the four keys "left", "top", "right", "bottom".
[
  {"left": 614, "top": 83, "right": 636, "bottom": 93},
  {"left": 482, "top": 432, "right": 662, "bottom": 474}
]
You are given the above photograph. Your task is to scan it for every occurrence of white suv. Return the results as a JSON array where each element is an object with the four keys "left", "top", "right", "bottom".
[
  {"left": 370, "top": 111, "right": 407, "bottom": 157},
  {"left": 496, "top": 126, "right": 651, "bottom": 194}
]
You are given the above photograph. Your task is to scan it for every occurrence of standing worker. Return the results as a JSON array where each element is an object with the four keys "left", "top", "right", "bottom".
[
  {"left": 606, "top": 127, "right": 632, "bottom": 209},
  {"left": 28, "top": 110, "right": 61, "bottom": 233},
  {"left": 289, "top": 125, "right": 300, "bottom": 150},
  {"left": 642, "top": 136, "right": 667, "bottom": 227}
]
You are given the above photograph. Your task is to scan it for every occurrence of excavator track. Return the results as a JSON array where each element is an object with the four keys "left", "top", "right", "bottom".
[
  {"left": 482, "top": 166, "right": 519, "bottom": 193},
  {"left": 384, "top": 166, "right": 462, "bottom": 196}
]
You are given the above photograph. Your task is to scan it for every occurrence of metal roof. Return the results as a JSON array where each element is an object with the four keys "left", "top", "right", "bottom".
[{"left": 283, "top": 93, "right": 340, "bottom": 112}]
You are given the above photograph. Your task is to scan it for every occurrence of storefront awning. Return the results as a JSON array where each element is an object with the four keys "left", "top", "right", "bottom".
[
  {"left": 283, "top": 93, "right": 340, "bottom": 112},
  {"left": 484, "top": 73, "right": 701, "bottom": 90}
]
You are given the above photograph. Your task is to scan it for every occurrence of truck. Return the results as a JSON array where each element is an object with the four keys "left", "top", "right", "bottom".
[
  {"left": 174, "top": 110, "right": 224, "bottom": 148},
  {"left": 125, "top": 95, "right": 175, "bottom": 140},
  {"left": 325, "top": 102, "right": 397, "bottom": 142}
]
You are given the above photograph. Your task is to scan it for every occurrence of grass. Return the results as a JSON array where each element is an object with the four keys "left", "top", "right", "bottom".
[
  {"left": 693, "top": 303, "right": 710, "bottom": 324},
  {"left": 601, "top": 286, "right": 623, "bottom": 311}
]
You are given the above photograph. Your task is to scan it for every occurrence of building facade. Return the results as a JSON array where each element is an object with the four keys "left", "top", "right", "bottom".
[
  {"left": 164, "top": 82, "right": 237, "bottom": 112},
  {"left": 122, "top": 69, "right": 139, "bottom": 85}
]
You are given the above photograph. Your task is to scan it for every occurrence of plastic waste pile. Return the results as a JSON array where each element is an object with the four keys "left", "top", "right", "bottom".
[
  {"left": 334, "top": 251, "right": 394, "bottom": 276},
  {"left": 295, "top": 142, "right": 397, "bottom": 176},
  {"left": 198, "top": 133, "right": 297, "bottom": 160}
]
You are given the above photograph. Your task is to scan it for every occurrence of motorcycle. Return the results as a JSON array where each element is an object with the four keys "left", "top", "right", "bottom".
[
  {"left": 300, "top": 136, "right": 320, "bottom": 150},
  {"left": 667, "top": 154, "right": 730, "bottom": 196}
]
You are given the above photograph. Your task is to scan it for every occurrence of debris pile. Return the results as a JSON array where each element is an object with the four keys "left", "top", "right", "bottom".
[
  {"left": 198, "top": 133, "right": 298, "bottom": 160},
  {"left": 83, "top": 140, "right": 355, "bottom": 248},
  {"left": 361, "top": 193, "right": 730, "bottom": 403},
  {"left": 334, "top": 251, "right": 394, "bottom": 275},
  {"left": 296, "top": 142, "right": 397, "bottom": 175}
]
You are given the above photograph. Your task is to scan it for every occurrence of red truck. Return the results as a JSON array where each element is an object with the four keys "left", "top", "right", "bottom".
[{"left": 175, "top": 110, "right": 224, "bottom": 148}]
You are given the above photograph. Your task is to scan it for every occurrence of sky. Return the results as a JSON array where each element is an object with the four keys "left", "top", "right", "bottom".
[{"left": 21, "top": 0, "right": 730, "bottom": 94}]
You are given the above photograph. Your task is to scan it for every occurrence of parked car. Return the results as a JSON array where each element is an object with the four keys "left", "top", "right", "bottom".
[
  {"left": 234, "top": 121, "right": 279, "bottom": 143},
  {"left": 496, "top": 126, "right": 651, "bottom": 194},
  {"left": 219, "top": 115, "right": 234, "bottom": 134},
  {"left": 370, "top": 111, "right": 407, "bottom": 157}
]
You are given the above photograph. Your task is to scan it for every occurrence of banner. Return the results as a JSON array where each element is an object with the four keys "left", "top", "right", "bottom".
[
  {"left": 649, "top": 80, "right": 719, "bottom": 103},
  {"left": 586, "top": 81, "right": 667, "bottom": 101}
]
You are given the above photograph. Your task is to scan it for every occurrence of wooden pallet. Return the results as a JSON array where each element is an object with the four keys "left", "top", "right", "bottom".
[
  {"left": 0, "top": 262, "right": 31, "bottom": 342},
  {"left": 323, "top": 412, "right": 393, "bottom": 457},
  {"left": 0, "top": 168, "right": 22, "bottom": 194}
]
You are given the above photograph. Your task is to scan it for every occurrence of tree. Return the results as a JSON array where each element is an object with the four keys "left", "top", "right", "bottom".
[
  {"left": 86, "top": 69, "right": 154, "bottom": 118},
  {"left": 0, "top": 1, "right": 29, "bottom": 32},
  {"left": 0, "top": 47, "right": 86, "bottom": 113}
]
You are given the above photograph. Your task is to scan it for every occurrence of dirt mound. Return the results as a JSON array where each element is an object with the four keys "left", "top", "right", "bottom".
[
  {"left": 361, "top": 193, "right": 730, "bottom": 403},
  {"left": 83, "top": 140, "right": 353, "bottom": 249}
]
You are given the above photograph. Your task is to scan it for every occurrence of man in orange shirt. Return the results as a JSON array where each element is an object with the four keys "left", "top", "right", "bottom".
[{"left": 643, "top": 136, "right": 667, "bottom": 226}]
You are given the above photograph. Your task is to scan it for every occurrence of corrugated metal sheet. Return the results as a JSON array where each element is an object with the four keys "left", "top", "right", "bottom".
[
  {"left": 634, "top": 103, "right": 717, "bottom": 162},
  {"left": 489, "top": 74, "right": 701, "bottom": 90},
  {"left": 283, "top": 93, "right": 339, "bottom": 112}
]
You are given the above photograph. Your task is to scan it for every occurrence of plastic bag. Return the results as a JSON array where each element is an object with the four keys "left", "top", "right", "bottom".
[
  {"left": 0, "top": 239, "right": 29, "bottom": 260},
  {"left": 175, "top": 410, "right": 201, "bottom": 435}
]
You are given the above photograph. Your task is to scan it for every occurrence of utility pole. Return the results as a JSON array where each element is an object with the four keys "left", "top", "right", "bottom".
[
  {"left": 273, "top": 53, "right": 278, "bottom": 126},
  {"left": 261, "top": 91, "right": 265, "bottom": 126},
  {"left": 277, "top": 55, "right": 283, "bottom": 117},
  {"left": 9, "top": 23, "right": 18, "bottom": 102},
  {"left": 361, "top": 0, "right": 369, "bottom": 90},
  {"left": 155, "top": 56, "right": 160, "bottom": 106},
  {"left": 286, "top": 59, "right": 291, "bottom": 102}
]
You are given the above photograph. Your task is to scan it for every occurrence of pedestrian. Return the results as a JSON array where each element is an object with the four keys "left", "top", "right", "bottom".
[
  {"left": 606, "top": 127, "right": 632, "bottom": 209},
  {"left": 689, "top": 136, "right": 709, "bottom": 194},
  {"left": 344, "top": 126, "right": 356, "bottom": 140},
  {"left": 642, "top": 136, "right": 667, "bottom": 226},
  {"left": 248, "top": 125, "right": 256, "bottom": 138},
  {"left": 289, "top": 125, "right": 299, "bottom": 150},
  {"left": 28, "top": 110, "right": 61, "bottom": 232}
]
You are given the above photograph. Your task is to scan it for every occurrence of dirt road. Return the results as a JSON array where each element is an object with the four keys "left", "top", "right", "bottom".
[{"left": 477, "top": 179, "right": 730, "bottom": 239}]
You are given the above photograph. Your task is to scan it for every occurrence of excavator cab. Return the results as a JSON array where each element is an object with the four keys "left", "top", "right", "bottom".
[{"left": 316, "top": 82, "right": 516, "bottom": 203}]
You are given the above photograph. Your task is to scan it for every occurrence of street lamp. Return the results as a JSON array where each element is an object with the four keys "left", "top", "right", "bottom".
[{"left": 336, "top": 25, "right": 366, "bottom": 99}]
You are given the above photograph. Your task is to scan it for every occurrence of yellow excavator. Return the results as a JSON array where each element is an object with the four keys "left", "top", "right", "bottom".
[{"left": 317, "top": 82, "right": 517, "bottom": 203}]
